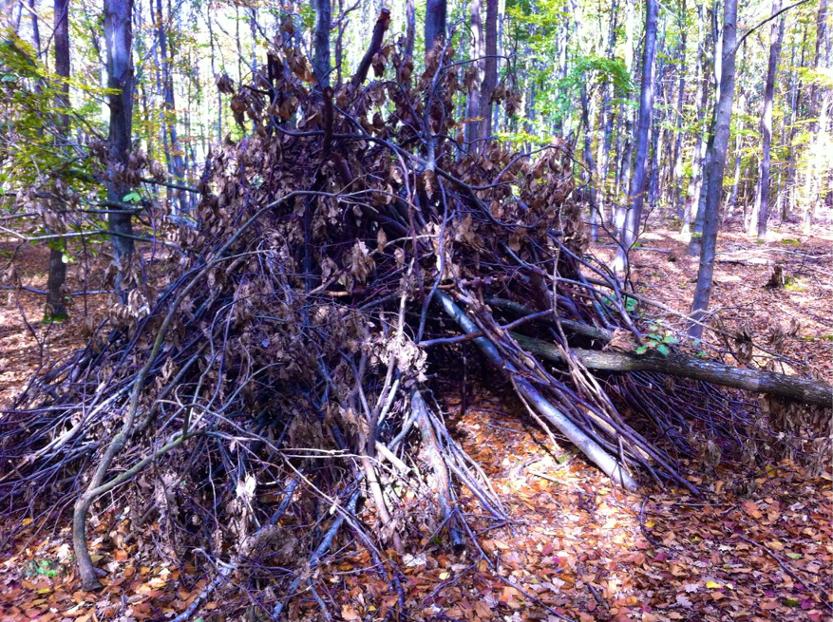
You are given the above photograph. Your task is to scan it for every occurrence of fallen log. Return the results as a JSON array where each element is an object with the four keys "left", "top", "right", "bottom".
[{"left": 512, "top": 333, "right": 833, "bottom": 407}]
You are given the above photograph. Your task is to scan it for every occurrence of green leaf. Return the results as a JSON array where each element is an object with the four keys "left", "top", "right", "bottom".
[
  {"left": 656, "top": 344, "right": 671, "bottom": 357},
  {"left": 122, "top": 191, "right": 141, "bottom": 204},
  {"left": 663, "top": 334, "right": 680, "bottom": 344},
  {"left": 635, "top": 345, "right": 649, "bottom": 355}
]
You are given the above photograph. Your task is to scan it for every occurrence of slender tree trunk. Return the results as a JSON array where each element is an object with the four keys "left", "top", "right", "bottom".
[
  {"left": 465, "top": 0, "right": 484, "bottom": 149},
  {"left": 597, "top": 0, "right": 619, "bottom": 228},
  {"left": 689, "top": 0, "right": 738, "bottom": 339},
  {"left": 312, "top": 0, "right": 331, "bottom": 88},
  {"left": 104, "top": 0, "right": 135, "bottom": 298},
  {"left": 156, "top": 0, "right": 186, "bottom": 213},
  {"left": 249, "top": 7, "right": 257, "bottom": 71},
  {"left": 425, "top": 0, "right": 447, "bottom": 58},
  {"left": 47, "top": 0, "right": 71, "bottom": 320},
  {"left": 480, "top": 0, "right": 498, "bottom": 141},
  {"left": 803, "top": 0, "right": 829, "bottom": 228},
  {"left": 581, "top": 85, "right": 601, "bottom": 240},
  {"left": 404, "top": 0, "right": 415, "bottom": 60},
  {"left": 750, "top": 1, "right": 785, "bottom": 238},
  {"left": 727, "top": 94, "right": 744, "bottom": 217},
  {"left": 647, "top": 24, "right": 666, "bottom": 213},
  {"left": 681, "top": 53, "right": 707, "bottom": 229},
  {"left": 206, "top": 10, "right": 222, "bottom": 143},
  {"left": 688, "top": 2, "right": 722, "bottom": 257},
  {"left": 784, "top": 26, "right": 807, "bottom": 221},
  {"left": 614, "top": 0, "right": 658, "bottom": 272},
  {"left": 670, "top": 10, "right": 687, "bottom": 218}
]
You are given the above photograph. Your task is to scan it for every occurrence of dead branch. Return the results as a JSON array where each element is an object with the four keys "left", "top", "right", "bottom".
[{"left": 513, "top": 333, "right": 833, "bottom": 407}]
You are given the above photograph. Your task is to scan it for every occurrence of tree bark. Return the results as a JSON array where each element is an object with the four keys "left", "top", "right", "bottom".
[
  {"left": 479, "top": 0, "right": 498, "bottom": 141},
  {"left": 44, "top": 0, "right": 69, "bottom": 320},
  {"left": 596, "top": 0, "right": 619, "bottom": 229},
  {"left": 104, "top": 0, "right": 135, "bottom": 297},
  {"left": 614, "top": 0, "right": 658, "bottom": 272},
  {"left": 669, "top": 0, "right": 687, "bottom": 218},
  {"left": 689, "top": 0, "right": 738, "bottom": 339},
  {"left": 404, "top": 0, "right": 415, "bottom": 60},
  {"left": 783, "top": 25, "right": 807, "bottom": 221},
  {"left": 581, "top": 84, "right": 601, "bottom": 241},
  {"left": 425, "top": 0, "right": 447, "bottom": 58},
  {"left": 750, "top": 1, "right": 785, "bottom": 238},
  {"left": 154, "top": 0, "right": 187, "bottom": 214},
  {"left": 312, "top": 0, "right": 331, "bottom": 88},
  {"left": 512, "top": 333, "right": 833, "bottom": 407},
  {"left": 465, "top": 0, "right": 483, "bottom": 149}
]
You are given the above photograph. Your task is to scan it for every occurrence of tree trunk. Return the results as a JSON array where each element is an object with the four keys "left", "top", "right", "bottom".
[
  {"left": 480, "top": 0, "right": 498, "bottom": 140},
  {"left": 597, "top": 0, "right": 619, "bottom": 228},
  {"left": 155, "top": 0, "right": 187, "bottom": 214},
  {"left": 614, "top": 0, "right": 658, "bottom": 272},
  {"left": 404, "top": 0, "right": 415, "bottom": 60},
  {"left": 425, "top": 0, "right": 447, "bottom": 58},
  {"left": 750, "top": 1, "right": 785, "bottom": 239},
  {"left": 803, "top": 0, "right": 829, "bottom": 227},
  {"left": 689, "top": 0, "right": 738, "bottom": 339},
  {"left": 104, "top": 0, "right": 135, "bottom": 298},
  {"left": 686, "top": 1, "right": 718, "bottom": 255},
  {"left": 783, "top": 26, "right": 807, "bottom": 221},
  {"left": 669, "top": 0, "right": 687, "bottom": 218},
  {"left": 206, "top": 10, "right": 222, "bottom": 143},
  {"left": 465, "top": 0, "right": 483, "bottom": 150},
  {"left": 312, "top": 0, "right": 331, "bottom": 88},
  {"left": 581, "top": 85, "right": 600, "bottom": 240},
  {"left": 47, "top": 0, "right": 71, "bottom": 320}
]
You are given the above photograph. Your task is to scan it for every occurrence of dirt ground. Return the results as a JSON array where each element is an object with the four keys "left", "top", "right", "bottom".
[{"left": 0, "top": 226, "right": 831, "bottom": 621}]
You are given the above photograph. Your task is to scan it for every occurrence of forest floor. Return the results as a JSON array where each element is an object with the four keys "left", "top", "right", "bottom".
[{"left": 0, "top": 226, "right": 831, "bottom": 621}]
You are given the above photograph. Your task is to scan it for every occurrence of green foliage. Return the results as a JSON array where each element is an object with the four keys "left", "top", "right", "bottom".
[
  {"left": 122, "top": 191, "right": 142, "bottom": 204},
  {"left": 634, "top": 323, "right": 678, "bottom": 357},
  {"left": 24, "top": 558, "right": 60, "bottom": 578}
]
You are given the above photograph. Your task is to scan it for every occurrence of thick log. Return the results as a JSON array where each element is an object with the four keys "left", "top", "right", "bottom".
[
  {"left": 512, "top": 333, "right": 833, "bottom": 407},
  {"left": 436, "top": 293, "right": 639, "bottom": 491}
]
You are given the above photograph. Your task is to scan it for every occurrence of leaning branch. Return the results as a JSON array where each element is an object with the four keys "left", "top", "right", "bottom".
[{"left": 436, "top": 292, "right": 639, "bottom": 491}]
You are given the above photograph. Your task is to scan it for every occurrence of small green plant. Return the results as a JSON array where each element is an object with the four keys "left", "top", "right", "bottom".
[
  {"left": 122, "top": 190, "right": 142, "bottom": 204},
  {"left": 601, "top": 294, "right": 638, "bottom": 315},
  {"left": 779, "top": 238, "right": 801, "bottom": 247},
  {"left": 634, "top": 329, "right": 679, "bottom": 356},
  {"left": 24, "top": 558, "right": 60, "bottom": 578}
]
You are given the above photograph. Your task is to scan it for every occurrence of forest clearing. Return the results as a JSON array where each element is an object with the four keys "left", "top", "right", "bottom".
[{"left": 1, "top": 0, "right": 832, "bottom": 620}]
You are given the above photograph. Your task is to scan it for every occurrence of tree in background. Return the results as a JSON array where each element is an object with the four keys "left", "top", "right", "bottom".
[
  {"left": 103, "top": 0, "right": 135, "bottom": 298},
  {"left": 312, "top": 0, "right": 332, "bottom": 87},
  {"left": 749, "top": 0, "right": 785, "bottom": 238},
  {"left": 615, "top": 0, "right": 658, "bottom": 272},
  {"left": 425, "top": 0, "right": 447, "bottom": 56},
  {"left": 690, "top": 0, "right": 738, "bottom": 339},
  {"left": 46, "top": 0, "right": 71, "bottom": 319}
]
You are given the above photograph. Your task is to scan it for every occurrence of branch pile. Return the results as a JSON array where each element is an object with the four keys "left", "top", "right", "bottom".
[{"left": 1, "top": 23, "right": 830, "bottom": 619}]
